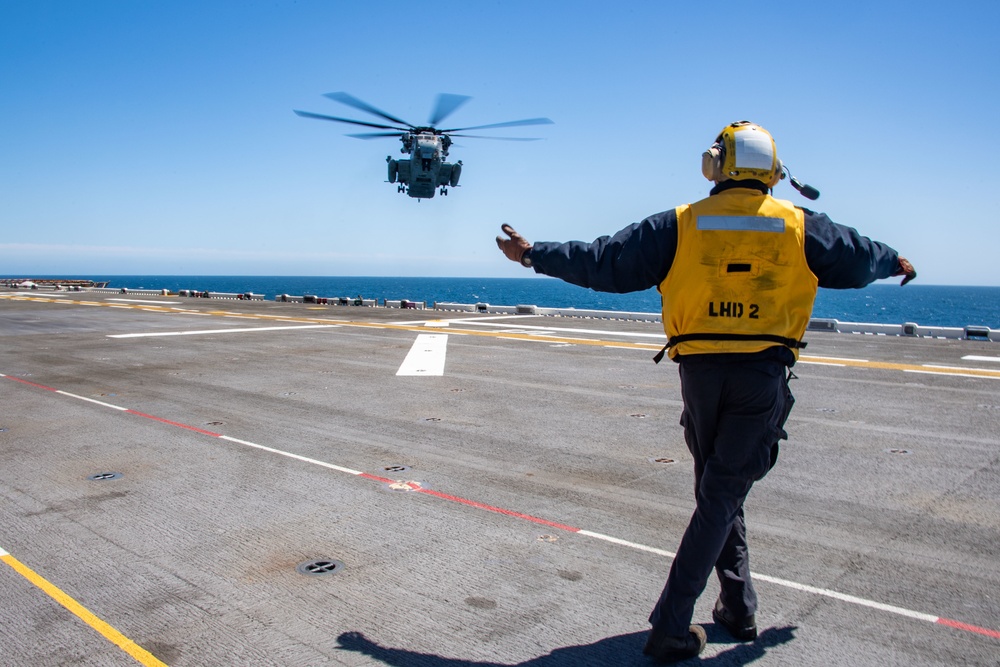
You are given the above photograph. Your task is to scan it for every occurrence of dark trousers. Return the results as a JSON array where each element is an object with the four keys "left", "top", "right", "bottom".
[{"left": 648, "top": 356, "right": 793, "bottom": 636}]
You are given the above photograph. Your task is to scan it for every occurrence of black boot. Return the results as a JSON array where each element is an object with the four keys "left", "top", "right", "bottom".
[
  {"left": 712, "top": 597, "right": 757, "bottom": 641},
  {"left": 643, "top": 624, "right": 707, "bottom": 663}
]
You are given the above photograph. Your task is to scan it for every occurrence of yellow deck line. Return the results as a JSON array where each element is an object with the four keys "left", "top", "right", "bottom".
[
  {"left": 798, "top": 355, "right": 1000, "bottom": 378},
  {"left": 0, "top": 548, "right": 168, "bottom": 666},
  {"left": 6, "top": 296, "right": 999, "bottom": 380}
]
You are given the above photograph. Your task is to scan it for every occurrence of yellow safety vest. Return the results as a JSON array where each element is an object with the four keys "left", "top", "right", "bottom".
[{"left": 659, "top": 188, "right": 818, "bottom": 360}]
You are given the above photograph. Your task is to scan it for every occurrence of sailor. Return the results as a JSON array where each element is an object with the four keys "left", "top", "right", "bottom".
[{"left": 495, "top": 120, "right": 916, "bottom": 663}]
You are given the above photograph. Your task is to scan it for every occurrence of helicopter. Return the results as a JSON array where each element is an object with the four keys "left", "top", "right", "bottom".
[{"left": 294, "top": 92, "right": 553, "bottom": 199}]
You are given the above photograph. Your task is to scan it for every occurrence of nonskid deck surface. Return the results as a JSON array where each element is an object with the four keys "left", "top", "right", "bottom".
[{"left": 1, "top": 292, "right": 998, "bottom": 666}]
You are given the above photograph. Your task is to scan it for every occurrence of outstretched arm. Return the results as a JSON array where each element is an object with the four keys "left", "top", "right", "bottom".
[
  {"left": 494, "top": 211, "right": 678, "bottom": 294},
  {"left": 803, "top": 210, "right": 916, "bottom": 288}
]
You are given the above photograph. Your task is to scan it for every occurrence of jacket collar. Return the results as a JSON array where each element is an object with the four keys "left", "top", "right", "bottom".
[{"left": 710, "top": 179, "right": 769, "bottom": 196}]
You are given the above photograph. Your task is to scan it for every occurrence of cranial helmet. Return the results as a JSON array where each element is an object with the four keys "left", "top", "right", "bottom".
[{"left": 701, "top": 121, "right": 783, "bottom": 188}]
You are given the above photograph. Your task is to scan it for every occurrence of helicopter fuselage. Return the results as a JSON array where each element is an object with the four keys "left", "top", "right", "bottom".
[{"left": 388, "top": 132, "right": 461, "bottom": 199}]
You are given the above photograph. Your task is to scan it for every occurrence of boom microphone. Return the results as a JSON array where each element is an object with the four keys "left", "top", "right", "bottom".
[
  {"left": 789, "top": 177, "right": 820, "bottom": 200},
  {"left": 782, "top": 165, "right": 820, "bottom": 200}
]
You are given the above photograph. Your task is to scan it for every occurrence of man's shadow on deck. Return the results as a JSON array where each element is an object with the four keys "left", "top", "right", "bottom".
[{"left": 336, "top": 625, "right": 797, "bottom": 666}]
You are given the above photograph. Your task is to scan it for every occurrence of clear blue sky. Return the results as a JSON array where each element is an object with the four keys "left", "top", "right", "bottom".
[{"left": 2, "top": 1, "right": 997, "bottom": 285}]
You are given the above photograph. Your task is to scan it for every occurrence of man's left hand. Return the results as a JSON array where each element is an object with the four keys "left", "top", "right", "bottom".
[{"left": 893, "top": 257, "right": 917, "bottom": 286}]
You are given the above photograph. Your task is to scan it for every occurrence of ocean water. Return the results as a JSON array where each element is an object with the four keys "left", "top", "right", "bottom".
[{"left": 24, "top": 275, "right": 1000, "bottom": 329}]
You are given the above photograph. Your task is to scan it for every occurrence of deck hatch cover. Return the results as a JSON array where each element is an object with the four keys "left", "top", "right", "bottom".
[
  {"left": 296, "top": 559, "right": 344, "bottom": 576},
  {"left": 87, "top": 472, "right": 123, "bottom": 481},
  {"left": 649, "top": 457, "right": 677, "bottom": 465}
]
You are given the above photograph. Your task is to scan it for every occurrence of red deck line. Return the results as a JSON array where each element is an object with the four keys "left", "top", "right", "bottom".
[
  {"left": 936, "top": 617, "right": 1000, "bottom": 640},
  {"left": 417, "top": 487, "right": 581, "bottom": 532},
  {"left": 124, "top": 410, "right": 223, "bottom": 437},
  {"left": 359, "top": 473, "right": 397, "bottom": 484},
  {"left": 3, "top": 376, "right": 58, "bottom": 392}
]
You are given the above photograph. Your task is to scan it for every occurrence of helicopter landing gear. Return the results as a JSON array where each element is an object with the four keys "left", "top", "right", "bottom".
[
  {"left": 440, "top": 187, "right": 448, "bottom": 196},
  {"left": 397, "top": 184, "right": 406, "bottom": 193}
]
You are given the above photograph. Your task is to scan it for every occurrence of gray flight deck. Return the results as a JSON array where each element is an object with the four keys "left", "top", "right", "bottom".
[{"left": 1, "top": 289, "right": 998, "bottom": 666}]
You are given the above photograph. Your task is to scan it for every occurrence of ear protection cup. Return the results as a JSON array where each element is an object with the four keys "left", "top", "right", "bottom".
[
  {"left": 701, "top": 144, "right": 723, "bottom": 182},
  {"left": 767, "top": 159, "right": 784, "bottom": 188}
]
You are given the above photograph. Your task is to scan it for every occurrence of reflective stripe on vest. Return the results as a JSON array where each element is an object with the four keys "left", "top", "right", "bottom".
[{"left": 658, "top": 189, "right": 818, "bottom": 360}]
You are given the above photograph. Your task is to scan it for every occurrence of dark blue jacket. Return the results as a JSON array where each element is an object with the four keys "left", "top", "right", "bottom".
[{"left": 526, "top": 183, "right": 900, "bottom": 295}]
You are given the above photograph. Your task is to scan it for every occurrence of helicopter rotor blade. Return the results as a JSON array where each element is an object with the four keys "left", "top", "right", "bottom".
[
  {"left": 345, "top": 132, "right": 408, "bottom": 140},
  {"left": 440, "top": 117, "right": 554, "bottom": 133},
  {"left": 448, "top": 134, "right": 544, "bottom": 141},
  {"left": 323, "top": 92, "right": 415, "bottom": 128},
  {"left": 293, "top": 110, "right": 404, "bottom": 131},
  {"left": 428, "top": 93, "right": 472, "bottom": 127}
]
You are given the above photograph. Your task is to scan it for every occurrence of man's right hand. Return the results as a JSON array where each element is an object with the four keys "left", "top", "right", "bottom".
[{"left": 496, "top": 224, "right": 533, "bottom": 267}]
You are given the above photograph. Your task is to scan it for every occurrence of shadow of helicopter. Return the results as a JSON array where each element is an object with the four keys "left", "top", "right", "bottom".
[
  {"left": 335, "top": 625, "right": 797, "bottom": 666},
  {"left": 294, "top": 92, "right": 552, "bottom": 199}
]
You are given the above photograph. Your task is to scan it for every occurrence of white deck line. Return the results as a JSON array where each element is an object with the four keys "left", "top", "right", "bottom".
[
  {"left": 55, "top": 390, "right": 130, "bottom": 410},
  {"left": 922, "top": 363, "right": 1000, "bottom": 373},
  {"left": 906, "top": 369, "right": 1000, "bottom": 379},
  {"left": 107, "top": 324, "right": 339, "bottom": 338},
  {"left": 752, "top": 573, "right": 940, "bottom": 622},
  {"left": 107, "top": 298, "right": 182, "bottom": 305},
  {"left": 218, "top": 436, "right": 364, "bottom": 475},
  {"left": 797, "top": 360, "right": 846, "bottom": 367},
  {"left": 396, "top": 334, "right": 448, "bottom": 376}
]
